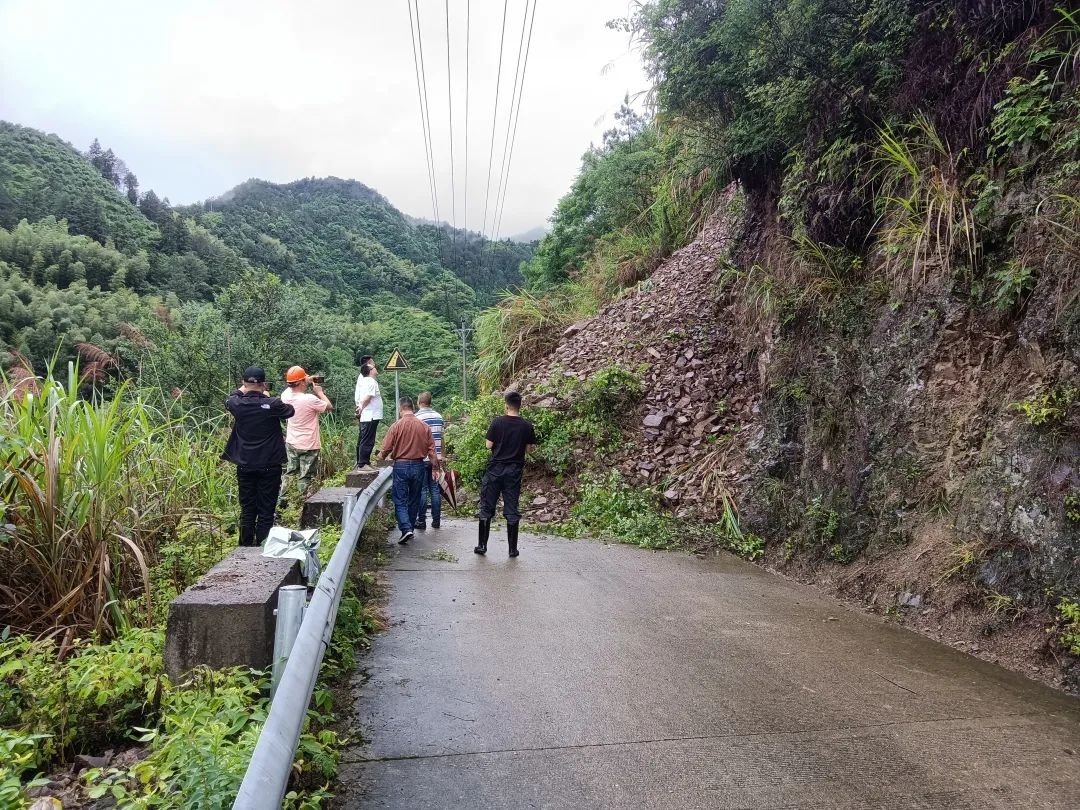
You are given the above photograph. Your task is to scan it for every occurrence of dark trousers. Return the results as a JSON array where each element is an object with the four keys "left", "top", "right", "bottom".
[
  {"left": 419, "top": 461, "right": 441, "bottom": 526},
  {"left": 357, "top": 419, "right": 379, "bottom": 466},
  {"left": 392, "top": 460, "right": 426, "bottom": 533},
  {"left": 237, "top": 465, "right": 282, "bottom": 546},
  {"left": 478, "top": 463, "right": 523, "bottom": 523}
]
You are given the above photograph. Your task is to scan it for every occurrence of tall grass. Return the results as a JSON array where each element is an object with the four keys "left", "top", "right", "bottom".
[
  {"left": 0, "top": 371, "right": 234, "bottom": 640},
  {"left": 472, "top": 284, "right": 597, "bottom": 392},
  {"left": 872, "top": 115, "right": 979, "bottom": 290}
]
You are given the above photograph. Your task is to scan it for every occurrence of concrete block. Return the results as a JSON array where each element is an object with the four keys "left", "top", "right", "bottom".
[
  {"left": 345, "top": 467, "right": 381, "bottom": 489},
  {"left": 164, "top": 548, "right": 301, "bottom": 683},
  {"left": 301, "top": 486, "right": 360, "bottom": 528}
]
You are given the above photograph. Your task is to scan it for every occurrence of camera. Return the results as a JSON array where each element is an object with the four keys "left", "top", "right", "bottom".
[{"left": 309, "top": 375, "right": 325, "bottom": 384}]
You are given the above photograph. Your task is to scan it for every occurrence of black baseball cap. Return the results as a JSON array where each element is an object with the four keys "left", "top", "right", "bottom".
[{"left": 242, "top": 366, "right": 266, "bottom": 383}]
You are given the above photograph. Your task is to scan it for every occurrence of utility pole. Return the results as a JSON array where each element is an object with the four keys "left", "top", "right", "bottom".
[{"left": 454, "top": 320, "right": 472, "bottom": 402}]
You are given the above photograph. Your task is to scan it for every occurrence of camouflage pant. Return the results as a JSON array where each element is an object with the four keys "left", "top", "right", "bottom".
[{"left": 280, "top": 445, "right": 320, "bottom": 500}]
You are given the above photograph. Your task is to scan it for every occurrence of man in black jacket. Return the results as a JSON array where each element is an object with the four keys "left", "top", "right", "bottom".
[{"left": 222, "top": 366, "right": 295, "bottom": 546}]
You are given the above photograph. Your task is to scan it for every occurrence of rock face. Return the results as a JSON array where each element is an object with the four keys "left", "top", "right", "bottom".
[
  {"left": 164, "top": 548, "right": 301, "bottom": 683},
  {"left": 510, "top": 183, "right": 1080, "bottom": 691}
]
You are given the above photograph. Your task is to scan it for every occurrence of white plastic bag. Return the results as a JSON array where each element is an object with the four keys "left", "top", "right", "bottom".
[{"left": 263, "top": 526, "right": 321, "bottom": 582}]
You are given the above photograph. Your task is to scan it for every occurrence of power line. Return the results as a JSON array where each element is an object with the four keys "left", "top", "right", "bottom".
[
  {"left": 407, "top": 0, "right": 439, "bottom": 222},
  {"left": 480, "top": 0, "right": 510, "bottom": 243},
  {"left": 493, "top": 0, "right": 538, "bottom": 241},
  {"left": 415, "top": 0, "right": 440, "bottom": 223},
  {"left": 444, "top": 0, "right": 457, "bottom": 231},
  {"left": 492, "top": 0, "right": 537, "bottom": 243},
  {"left": 463, "top": 0, "right": 470, "bottom": 239}
]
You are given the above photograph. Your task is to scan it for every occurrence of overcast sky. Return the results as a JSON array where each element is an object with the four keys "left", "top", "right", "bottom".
[{"left": 0, "top": 0, "right": 648, "bottom": 237}]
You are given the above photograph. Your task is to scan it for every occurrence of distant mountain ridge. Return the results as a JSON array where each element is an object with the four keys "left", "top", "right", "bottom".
[{"left": 0, "top": 120, "right": 533, "bottom": 404}]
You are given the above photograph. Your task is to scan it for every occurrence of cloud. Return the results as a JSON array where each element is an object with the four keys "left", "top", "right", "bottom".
[{"left": 0, "top": 0, "right": 648, "bottom": 236}]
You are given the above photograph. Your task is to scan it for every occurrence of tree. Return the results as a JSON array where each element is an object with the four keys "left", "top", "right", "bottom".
[
  {"left": 139, "top": 190, "right": 168, "bottom": 224},
  {"left": 124, "top": 172, "right": 139, "bottom": 205},
  {"left": 602, "top": 97, "right": 649, "bottom": 148},
  {"left": 87, "top": 139, "right": 119, "bottom": 185}
]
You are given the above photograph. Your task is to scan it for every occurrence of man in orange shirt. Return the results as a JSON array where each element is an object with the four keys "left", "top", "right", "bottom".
[
  {"left": 378, "top": 397, "right": 439, "bottom": 544},
  {"left": 280, "top": 365, "right": 332, "bottom": 502}
]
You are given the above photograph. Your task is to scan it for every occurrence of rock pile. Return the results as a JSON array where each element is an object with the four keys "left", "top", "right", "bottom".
[{"left": 514, "top": 189, "right": 760, "bottom": 518}]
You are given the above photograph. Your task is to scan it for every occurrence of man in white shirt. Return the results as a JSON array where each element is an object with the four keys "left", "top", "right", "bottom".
[{"left": 354, "top": 356, "right": 383, "bottom": 472}]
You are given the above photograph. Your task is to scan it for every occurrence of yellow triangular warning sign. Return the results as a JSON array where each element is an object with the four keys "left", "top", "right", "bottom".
[{"left": 384, "top": 349, "right": 410, "bottom": 371}]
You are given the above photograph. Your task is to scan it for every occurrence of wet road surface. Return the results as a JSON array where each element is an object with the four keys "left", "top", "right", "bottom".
[{"left": 337, "top": 519, "right": 1080, "bottom": 809}]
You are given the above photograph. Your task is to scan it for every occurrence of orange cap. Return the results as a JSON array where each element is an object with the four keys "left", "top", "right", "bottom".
[{"left": 285, "top": 365, "right": 307, "bottom": 384}]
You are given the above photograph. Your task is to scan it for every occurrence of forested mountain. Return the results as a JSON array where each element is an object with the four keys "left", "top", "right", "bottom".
[
  {"left": 0, "top": 123, "right": 155, "bottom": 252},
  {"left": 0, "top": 121, "right": 531, "bottom": 405},
  {"left": 181, "top": 176, "right": 529, "bottom": 312}
]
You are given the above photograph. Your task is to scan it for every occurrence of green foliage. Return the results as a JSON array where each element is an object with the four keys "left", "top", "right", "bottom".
[
  {"left": 351, "top": 300, "right": 464, "bottom": 406},
  {"left": 82, "top": 667, "right": 267, "bottom": 808},
  {"left": 0, "top": 373, "right": 234, "bottom": 639},
  {"left": 806, "top": 496, "right": 841, "bottom": 547},
  {"left": 0, "top": 730, "right": 49, "bottom": 807},
  {"left": 447, "top": 366, "right": 643, "bottom": 487},
  {"left": 528, "top": 366, "right": 643, "bottom": 480},
  {"left": 988, "top": 260, "right": 1037, "bottom": 310},
  {"left": 567, "top": 470, "right": 677, "bottom": 549},
  {"left": 1009, "top": 385, "right": 1077, "bottom": 426},
  {"left": 1057, "top": 597, "right": 1080, "bottom": 656},
  {"left": 0, "top": 123, "right": 531, "bottom": 405},
  {"left": 184, "top": 177, "right": 526, "bottom": 310},
  {"left": 1064, "top": 491, "right": 1080, "bottom": 522},
  {"left": 444, "top": 394, "right": 505, "bottom": 487},
  {"left": 0, "top": 122, "right": 157, "bottom": 252},
  {"left": 627, "top": 0, "right": 912, "bottom": 172},
  {"left": 472, "top": 285, "right": 595, "bottom": 392},
  {"left": 991, "top": 71, "right": 1056, "bottom": 151},
  {"left": 561, "top": 470, "right": 763, "bottom": 558},
  {"left": 872, "top": 117, "right": 978, "bottom": 288},
  {"left": 0, "top": 628, "right": 164, "bottom": 766},
  {"left": 523, "top": 116, "right": 660, "bottom": 288}
]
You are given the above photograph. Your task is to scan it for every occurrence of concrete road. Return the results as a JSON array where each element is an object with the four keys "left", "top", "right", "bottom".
[{"left": 337, "top": 519, "right": 1080, "bottom": 809}]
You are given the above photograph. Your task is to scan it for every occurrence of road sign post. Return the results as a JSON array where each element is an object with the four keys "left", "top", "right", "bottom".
[{"left": 383, "top": 349, "right": 410, "bottom": 420}]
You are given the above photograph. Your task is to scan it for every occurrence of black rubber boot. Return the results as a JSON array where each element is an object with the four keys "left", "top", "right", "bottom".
[
  {"left": 507, "top": 522, "right": 520, "bottom": 558},
  {"left": 474, "top": 519, "right": 490, "bottom": 555}
]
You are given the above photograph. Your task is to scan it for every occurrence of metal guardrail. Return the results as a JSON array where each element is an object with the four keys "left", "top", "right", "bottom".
[{"left": 234, "top": 466, "right": 394, "bottom": 810}]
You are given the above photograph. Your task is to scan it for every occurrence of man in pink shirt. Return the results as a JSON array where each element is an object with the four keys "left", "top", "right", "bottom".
[{"left": 279, "top": 365, "right": 333, "bottom": 502}]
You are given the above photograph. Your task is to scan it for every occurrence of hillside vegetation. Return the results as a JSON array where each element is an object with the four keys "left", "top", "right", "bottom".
[
  {"left": 472, "top": 1, "right": 1080, "bottom": 689},
  {"left": 0, "top": 121, "right": 530, "bottom": 406}
]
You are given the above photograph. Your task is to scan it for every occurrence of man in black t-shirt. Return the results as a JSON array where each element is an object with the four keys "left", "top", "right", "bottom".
[{"left": 475, "top": 390, "right": 537, "bottom": 557}]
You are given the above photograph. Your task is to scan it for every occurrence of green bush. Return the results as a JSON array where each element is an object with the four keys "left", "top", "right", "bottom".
[
  {"left": 1058, "top": 598, "right": 1080, "bottom": 657},
  {"left": 0, "top": 628, "right": 163, "bottom": 768},
  {"left": 447, "top": 366, "right": 644, "bottom": 488},
  {"left": 1010, "top": 385, "right": 1077, "bottom": 426},
  {"left": 567, "top": 470, "right": 677, "bottom": 549},
  {"left": 444, "top": 394, "right": 507, "bottom": 488},
  {"left": 0, "top": 372, "right": 235, "bottom": 638}
]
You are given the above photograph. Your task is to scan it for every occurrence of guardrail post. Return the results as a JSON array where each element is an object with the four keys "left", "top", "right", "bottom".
[
  {"left": 342, "top": 495, "right": 354, "bottom": 528},
  {"left": 270, "top": 585, "right": 306, "bottom": 699}
]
